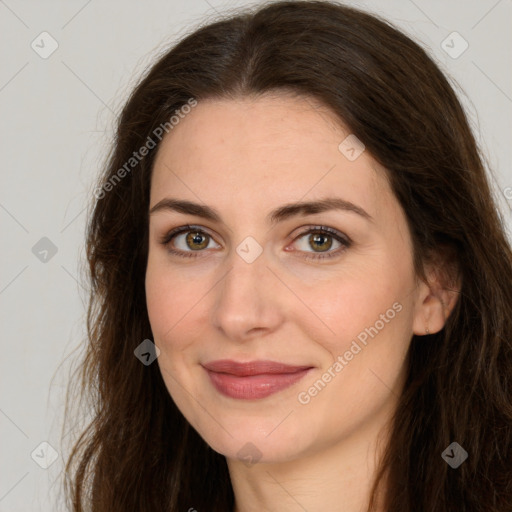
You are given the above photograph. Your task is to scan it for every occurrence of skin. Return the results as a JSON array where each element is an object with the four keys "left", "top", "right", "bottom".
[{"left": 145, "top": 93, "right": 458, "bottom": 512}]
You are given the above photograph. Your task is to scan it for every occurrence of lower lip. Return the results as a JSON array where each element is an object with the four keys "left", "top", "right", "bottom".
[{"left": 205, "top": 368, "right": 312, "bottom": 400}]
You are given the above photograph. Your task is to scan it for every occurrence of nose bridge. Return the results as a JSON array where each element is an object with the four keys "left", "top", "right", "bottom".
[
  {"left": 211, "top": 239, "right": 282, "bottom": 339},
  {"left": 220, "top": 240, "right": 270, "bottom": 308}
]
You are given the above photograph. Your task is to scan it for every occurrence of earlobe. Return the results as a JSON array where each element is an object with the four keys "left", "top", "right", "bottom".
[{"left": 412, "top": 288, "right": 447, "bottom": 336}]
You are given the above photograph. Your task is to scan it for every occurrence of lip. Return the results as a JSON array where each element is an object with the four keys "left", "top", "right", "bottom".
[{"left": 202, "top": 360, "right": 313, "bottom": 400}]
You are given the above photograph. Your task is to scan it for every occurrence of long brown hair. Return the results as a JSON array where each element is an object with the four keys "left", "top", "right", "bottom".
[{"left": 63, "top": 1, "right": 512, "bottom": 510}]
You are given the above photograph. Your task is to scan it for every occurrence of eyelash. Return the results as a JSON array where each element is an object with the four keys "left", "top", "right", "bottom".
[{"left": 159, "top": 224, "right": 352, "bottom": 261}]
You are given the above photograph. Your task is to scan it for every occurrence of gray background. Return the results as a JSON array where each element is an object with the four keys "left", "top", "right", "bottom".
[{"left": 0, "top": 0, "right": 510, "bottom": 510}]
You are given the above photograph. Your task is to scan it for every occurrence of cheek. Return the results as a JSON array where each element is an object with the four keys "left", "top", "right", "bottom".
[
  {"left": 145, "top": 268, "right": 197, "bottom": 399},
  {"left": 296, "top": 275, "right": 412, "bottom": 425},
  {"left": 145, "top": 271, "right": 171, "bottom": 339},
  {"left": 145, "top": 258, "right": 214, "bottom": 356},
  {"left": 145, "top": 264, "right": 191, "bottom": 346},
  {"left": 297, "top": 264, "right": 405, "bottom": 356}
]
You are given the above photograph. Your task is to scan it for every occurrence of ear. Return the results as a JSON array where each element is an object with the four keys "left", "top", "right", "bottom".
[{"left": 412, "top": 247, "right": 461, "bottom": 336}]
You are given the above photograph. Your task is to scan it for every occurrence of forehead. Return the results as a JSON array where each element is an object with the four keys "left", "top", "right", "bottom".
[{"left": 150, "top": 94, "right": 393, "bottom": 224}]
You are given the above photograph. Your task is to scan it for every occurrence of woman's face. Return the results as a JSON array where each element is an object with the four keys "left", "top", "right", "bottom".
[{"left": 145, "top": 93, "right": 427, "bottom": 464}]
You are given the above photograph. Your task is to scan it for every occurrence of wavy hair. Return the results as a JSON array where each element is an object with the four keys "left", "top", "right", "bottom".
[{"left": 63, "top": 1, "right": 512, "bottom": 510}]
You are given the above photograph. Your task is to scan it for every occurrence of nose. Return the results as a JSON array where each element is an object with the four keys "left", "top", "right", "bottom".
[{"left": 210, "top": 244, "right": 285, "bottom": 343}]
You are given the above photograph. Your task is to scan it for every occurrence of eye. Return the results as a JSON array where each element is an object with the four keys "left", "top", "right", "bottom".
[
  {"left": 159, "top": 224, "right": 351, "bottom": 261},
  {"left": 289, "top": 226, "right": 351, "bottom": 261},
  {"left": 159, "top": 225, "right": 220, "bottom": 258}
]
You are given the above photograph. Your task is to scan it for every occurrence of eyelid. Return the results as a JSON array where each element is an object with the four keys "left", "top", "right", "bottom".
[{"left": 290, "top": 225, "right": 351, "bottom": 245}]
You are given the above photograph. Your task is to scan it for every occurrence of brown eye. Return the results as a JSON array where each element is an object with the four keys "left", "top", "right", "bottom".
[
  {"left": 308, "top": 232, "right": 333, "bottom": 252},
  {"left": 160, "top": 226, "right": 220, "bottom": 258},
  {"left": 185, "top": 231, "right": 209, "bottom": 250},
  {"left": 291, "top": 226, "right": 351, "bottom": 261}
]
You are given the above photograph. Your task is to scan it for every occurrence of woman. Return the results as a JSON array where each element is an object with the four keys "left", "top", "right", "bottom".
[{"left": 63, "top": 1, "right": 512, "bottom": 510}]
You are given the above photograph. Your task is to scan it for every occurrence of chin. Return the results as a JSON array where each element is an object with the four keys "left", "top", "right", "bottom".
[{"left": 194, "top": 416, "right": 312, "bottom": 465}]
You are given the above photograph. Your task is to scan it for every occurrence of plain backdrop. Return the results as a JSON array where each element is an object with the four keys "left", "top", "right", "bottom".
[{"left": 0, "top": 0, "right": 511, "bottom": 510}]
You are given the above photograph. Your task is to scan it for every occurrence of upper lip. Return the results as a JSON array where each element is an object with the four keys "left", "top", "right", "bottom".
[{"left": 202, "top": 359, "right": 312, "bottom": 376}]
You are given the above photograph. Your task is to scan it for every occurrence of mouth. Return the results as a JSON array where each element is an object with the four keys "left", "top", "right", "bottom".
[{"left": 202, "top": 360, "right": 314, "bottom": 400}]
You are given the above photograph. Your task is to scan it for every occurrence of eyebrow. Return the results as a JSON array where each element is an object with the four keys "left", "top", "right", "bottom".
[{"left": 149, "top": 196, "right": 373, "bottom": 225}]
